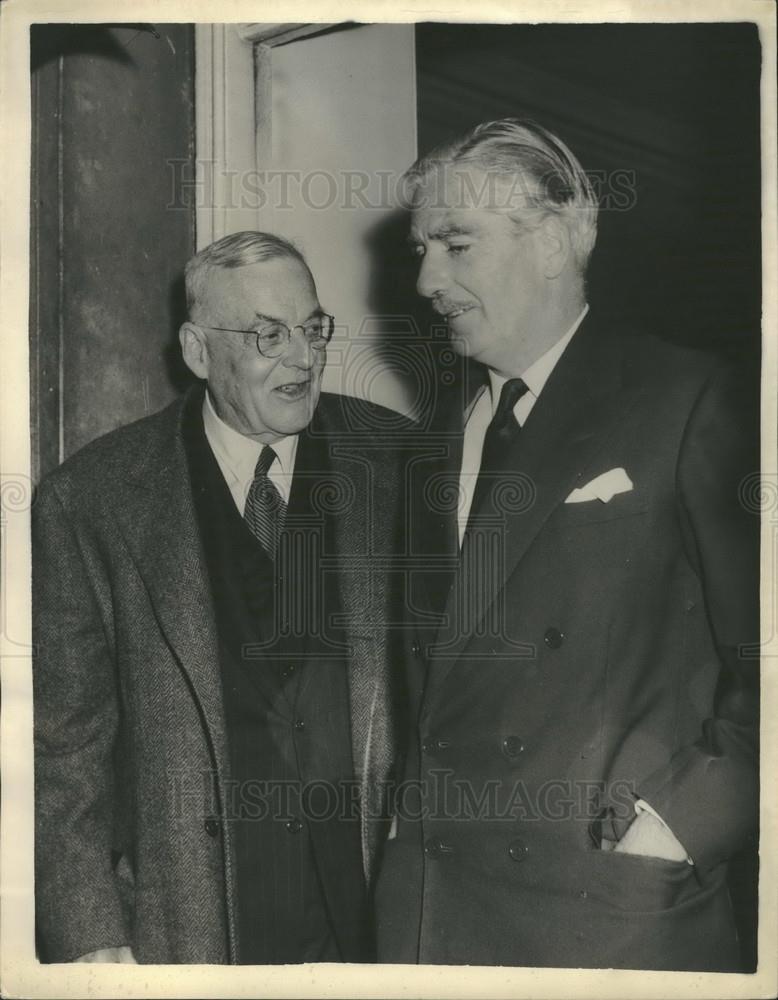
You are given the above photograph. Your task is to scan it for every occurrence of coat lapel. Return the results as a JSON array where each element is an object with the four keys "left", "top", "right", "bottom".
[
  {"left": 424, "top": 317, "right": 640, "bottom": 706},
  {"left": 309, "top": 397, "right": 397, "bottom": 888},
  {"left": 115, "top": 394, "right": 231, "bottom": 780}
]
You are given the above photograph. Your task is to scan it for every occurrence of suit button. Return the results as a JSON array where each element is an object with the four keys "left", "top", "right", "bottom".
[
  {"left": 281, "top": 664, "right": 296, "bottom": 678},
  {"left": 294, "top": 718, "right": 305, "bottom": 731},
  {"left": 508, "top": 839, "right": 528, "bottom": 862},
  {"left": 544, "top": 627, "right": 565, "bottom": 649},
  {"left": 411, "top": 640, "right": 422, "bottom": 658},
  {"left": 502, "top": 735, "right": 524, "bottom": 758},
  {"left": 204, "top": 818, "right": 220, "bottom": 838},
  {"left": 285, "top": 819, "right": 303, "bottom": 834},
  {"left": 422, "top": 737, "right": 450, "bottom": 754},
  {"left": 424, "top": 837, "right": 453, "bottom": 859}
]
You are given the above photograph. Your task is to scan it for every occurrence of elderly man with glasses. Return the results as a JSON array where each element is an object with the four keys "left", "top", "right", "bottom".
[{"left": 33, "top": 230, "right": 409, "bottom": 965}]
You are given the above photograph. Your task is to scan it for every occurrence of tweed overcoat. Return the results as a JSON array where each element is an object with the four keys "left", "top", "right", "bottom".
[{"left": 33, "top": 388, "right": 409, "bottom": 963}]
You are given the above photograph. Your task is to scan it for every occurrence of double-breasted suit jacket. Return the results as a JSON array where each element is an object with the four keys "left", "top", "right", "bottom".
[
  {"left": 376, "top": 314, "right": 760, "bottom": 971},
  {"left": 33, "top": 387, "right": 409, "bottom": 963}
]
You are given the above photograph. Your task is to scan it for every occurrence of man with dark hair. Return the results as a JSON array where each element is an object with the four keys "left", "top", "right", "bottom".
[
  {"left": 376, "top": 119, "right": 759, "bottom": 971},
  {"left": 34, "top": 230, "right": 406, "bottom": 964}
]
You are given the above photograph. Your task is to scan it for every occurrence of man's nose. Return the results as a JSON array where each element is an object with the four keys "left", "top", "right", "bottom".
[
  {"left": 416, "top": 250, "right": 447, "bottom": 300},
  {"left": 282, "top": 326, "right": 316, "bottom": 369}
]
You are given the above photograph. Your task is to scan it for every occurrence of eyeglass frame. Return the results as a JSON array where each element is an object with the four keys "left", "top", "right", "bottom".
[{"left": 197, "top": 312, "right": 335, "bottom": 359}]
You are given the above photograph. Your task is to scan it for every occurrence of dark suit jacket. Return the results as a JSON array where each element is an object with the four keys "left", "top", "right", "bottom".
[
  {"left": 376, "top": 314, "right": 760, "bottom": 971},
  {"left": 33, "top": 387, "right": 409, "bottom": 963}
]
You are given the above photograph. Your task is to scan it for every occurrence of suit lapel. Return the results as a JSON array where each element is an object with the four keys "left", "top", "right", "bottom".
[
  {"left": 411, "top": 369, "right": 490, "bottom": 658},
  {"left": 424, "top": 317, "right": 640, "bottom": 705},
  {"left": 413, "top": 390, "right": 466, "bottom": 655}
]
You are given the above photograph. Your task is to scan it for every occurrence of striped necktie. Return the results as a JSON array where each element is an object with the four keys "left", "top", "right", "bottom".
[{"left": 244, "top": 445, "right": 287, "bottom": 559}]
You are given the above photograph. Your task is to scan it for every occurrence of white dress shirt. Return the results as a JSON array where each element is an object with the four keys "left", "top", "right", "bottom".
[
  {"left": 202, "top": 390, "right": 298, "bottom": 514},
  {"left": 457, "top": 305, "right": 589, "bottom": 544}
]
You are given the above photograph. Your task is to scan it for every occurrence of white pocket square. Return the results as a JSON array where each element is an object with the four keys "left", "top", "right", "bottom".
[{"left": 565, "top": 467, "right": 633, "bottom": 504}]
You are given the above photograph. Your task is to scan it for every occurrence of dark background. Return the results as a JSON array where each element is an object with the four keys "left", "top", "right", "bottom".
[{"left": 415, "top": 22, "right": 762, "bottom": 358}]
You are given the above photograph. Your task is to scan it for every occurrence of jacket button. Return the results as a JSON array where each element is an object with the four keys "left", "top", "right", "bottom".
[
  {"left": 285, "top": 819, "right": 303, "bottom": 834},
  {"left": 281, "top": 664, "right": 296, "bottom": 678},
  {"left": 422, "top": 737, "right": 451, "bottom": 754},
  {"left": 204, "top": 818, "right": 220, "bottom": 838},
  {"left": 544, "top": 627, "right": 564, "bottom": 649},
  {"left": 294, "top": 718, "right": 305, "bottom": 731},
  {"left": 502, "top": 735, "right": 524, "bottom": 758},
  {"left": 411, "top": 640, "right": 422, "bottom": 658},
  {"left": 424, "top": 837, "right": 453, "bottom": 859},
  {"left": 508, "top": 839, "right": 528, "bottom": 862}
]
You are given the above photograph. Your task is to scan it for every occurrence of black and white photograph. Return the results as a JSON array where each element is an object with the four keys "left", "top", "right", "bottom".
[{"left": 0, "top": 1, "right": 776, "bottom": 997}]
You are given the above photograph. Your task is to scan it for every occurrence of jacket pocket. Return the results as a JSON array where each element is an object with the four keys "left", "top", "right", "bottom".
[{"left": 581, "top": 845, "right": 701, "bottom": 914}]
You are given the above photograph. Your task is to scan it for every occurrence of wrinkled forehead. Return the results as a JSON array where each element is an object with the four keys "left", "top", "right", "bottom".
[
  {"left": 409, "top": 163, "right": 536, "bottom": 220},
  {"left": 203, "top": 256, "right": 318, "bottom": 317},
  {"left": 409, "top": 206, "right": 489, "bottom": 245}
]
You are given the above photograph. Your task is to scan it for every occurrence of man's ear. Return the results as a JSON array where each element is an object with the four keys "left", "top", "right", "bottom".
[
  {"left": 179, "top": 322, "right": 210, "bottom": 380},
  {"left": 538, "top": 214, "right": 572, "bottom": 279}
]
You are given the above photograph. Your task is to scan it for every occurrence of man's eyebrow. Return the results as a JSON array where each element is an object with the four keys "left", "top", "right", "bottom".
[
  {"left": 249, "top": 308, "right": 325, "bottom": 325},
  {"left": 407, "top": 222, "right": 477, "bottom": 244},
  {"left": 249, "top": 312, "right": 282, "bottom": 325}
]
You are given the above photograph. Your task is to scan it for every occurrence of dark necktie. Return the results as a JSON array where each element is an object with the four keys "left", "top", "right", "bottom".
[
  {"left": 244, "top": 445, "right": 287, "bottom": 559},
  {"left": 467, "top": 377, "right": 529, "bottom": 527}
]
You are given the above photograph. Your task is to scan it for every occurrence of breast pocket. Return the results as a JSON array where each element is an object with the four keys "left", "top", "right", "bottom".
[{"left": 555, "top": 493, "right": 649, "bottom": 528}]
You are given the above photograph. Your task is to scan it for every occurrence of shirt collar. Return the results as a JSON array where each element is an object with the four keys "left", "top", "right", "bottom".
[
  {"left": 202, "top": 389, "right": 298, "bottom": 485},
  {"left": 487, "top": 304, "right": 589, "bottom": 414}
]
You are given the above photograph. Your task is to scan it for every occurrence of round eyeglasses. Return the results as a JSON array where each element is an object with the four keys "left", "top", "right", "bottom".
[{"left": 200, "top": 313, "right": 334, "bottom": 359}]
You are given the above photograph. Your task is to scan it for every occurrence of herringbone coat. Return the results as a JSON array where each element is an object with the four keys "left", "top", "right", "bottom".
[{"left": 33, "top": 388, "right": 409, "bottom": 963}]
